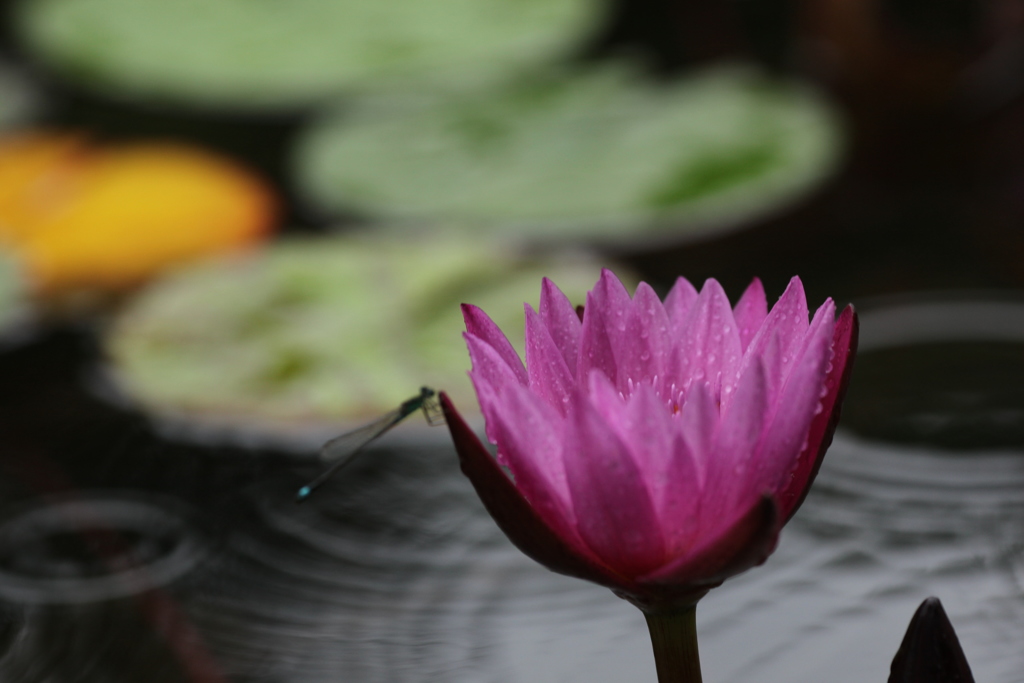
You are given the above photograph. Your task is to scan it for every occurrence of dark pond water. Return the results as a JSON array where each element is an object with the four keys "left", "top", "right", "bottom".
[{"left": 0, "top": 296, "right": 1023, "bottom": 682}]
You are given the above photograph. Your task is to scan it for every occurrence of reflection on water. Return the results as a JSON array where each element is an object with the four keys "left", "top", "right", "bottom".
[
  {"left": 1, "top": 298, "right": 1024, "bottom": 681},
  {"left": 844, "top": 297, "right": 1024, "bottom": 449}
]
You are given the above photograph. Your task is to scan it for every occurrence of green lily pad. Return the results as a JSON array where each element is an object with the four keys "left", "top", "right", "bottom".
[
  {"left": 17, "top": 0, "right": 596, "bottom": 109},
  {"left": 296, "top": 65, "right": 843, "bottom": 242},
  {"left": 107, "top": 236, "right": 627, "bottom": 430}
]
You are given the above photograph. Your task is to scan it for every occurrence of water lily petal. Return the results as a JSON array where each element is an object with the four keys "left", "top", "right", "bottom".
[
  {"left": 565, "top": 392, "right": 667, "bottom": 576},
  {"left": 740, "top": 276, "right": 809, "bottom": 393},
  {"left": 748, "top": 299, "right": 834, "bottom": 498},
  {"left": 586, "top": 369, "right": 631, "bottom": 442},
  {"left": 733, "top": 278, "right": 767, "bottom": 352},
  {"left": 539, "top": 277, "right": 582, "bottom": 378},
  {"left": 620, "top": 381, "right": 673, "bottom": 480},
  {"left": 702, "top": 357, "right": 768, "bottom": 526},
  {"left": 756, "top": 329, "right": 785, "bottom": 409},
  {"left": 625, "top": 384, "right": 701, "bottom": 555},
  {"left": 442, "top": 394, "right": 627, "bottom": 590},
  {"left": 642, "top": 495, "right": 778, "bottom": 588},
  {"left": 778, "top": 304, "right": 858, "bottom": 521},
  {"left": 578, "top": 270, "right": 631, "bottom": 390},
  {"left": 664, "top": 276, "right": 699, "bottom": 330},
  {"left": 525, "top": 303, "right": 575, "bottom": 415},
  {"left": 619, "top": 282, "right": 672, "bottom": 394},
  {"left": 673, "top": 279, "right": 742, "bottom": 400},
  {"left": 463, "top": 303, "right": 527, "bottom": 385},
  {"left": 489, "top": 382, "right": 574, "bottom": 527},
  {"left": 678, "top": 380, "right": 716, "bottom": 481},
  {"left": 466, "top": 332, "right": 529, "bottom": 443}
]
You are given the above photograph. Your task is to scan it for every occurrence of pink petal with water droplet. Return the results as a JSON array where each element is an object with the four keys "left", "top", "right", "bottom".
[
  {"left": 747, "top": 329, "right": 784, "bottom": 412},
  {"left": 671, "top": 279, "right": 742, "bottom": 400},
  {"left": 745, "top": 276, "right": 806, "bottom": 370},
  {"left": 679, "top": 381, "right": 716, "bottom": 481},
  {"left": 778, "top": 305, "right": 858, "bottom": 521},
  {"left": 620, "top": 383, "right": 671, "bottom": 475},
  {"left": 578, "top": 270, "right": 631, "bottom": 390},
  {"left": 701, "top": 357, "right": 769, "bottom": 532},
  {"left": 463, "top": 303, "right": 527, "bottom": 385},
  {"left": 783, "top": 298, "right": 836, "bottom": 387},
  {"left": 466, "top": 332, "right": 529, "bottom": 444},
  {"left": 525, "top": 304, "right": 575, "bottom": 416},
  {"left": 664, "top": 277, "right": 699, "bottom": 332},
  {"left": 442, "top": 394, "right": 625, "bottom": 590},
  {"left": 618, "top": 282, "right": 672, "bottom": 394},
  {"left": 564, "top": 396, "right": 667, "bottom": 576},
  {"left": 586, "top": 369, "right": 630, "bottom": 442},
  {"left": 490, "top": 384, "right": 576, "bottom": 532},
  {"left": 466, "top": 332, "right": 526, "bottom": 393},
  {"left": 624, "top": 385, "right": 701, "bottom": 554},
  {"left": 737, "top": 274, "right": 806, "bottom": 405},
  {"left": 747, "top": 302, "right": 834, "bottom": 499},
  {"left": 539, "top": 277, "right": 582, "bottom": 378},
  {"left": 733, "top": 278, "right": 767, "bottom": 352}
]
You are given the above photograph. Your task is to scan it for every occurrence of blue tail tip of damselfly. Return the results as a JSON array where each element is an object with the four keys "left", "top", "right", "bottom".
[{"left": 296, "top": 485, "right": 313, "bottom": 503}]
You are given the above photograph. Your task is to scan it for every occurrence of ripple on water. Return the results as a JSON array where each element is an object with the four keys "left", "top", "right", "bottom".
[
  {"left": 179, "top": 294, "right": 1024, "bottom": 683},
  {"left": 0, "top": 493, "right": 209, "bottom": 604},
  {"left": 698, "top": 430, "right": 1024, "bottom": 683},
  {"left": 9, "top": 294, "right": 1024, "bottom": 682},
  {"left": 695, "top": 294, "right": 1024, "bottom": 683},
  {"left": 130, "top": 426, "right": 1018, "bottom": 683}
]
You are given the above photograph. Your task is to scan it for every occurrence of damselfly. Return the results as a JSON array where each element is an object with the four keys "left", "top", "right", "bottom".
[{"left": 296, "top": 387, "right": 445, "bottom": 501}]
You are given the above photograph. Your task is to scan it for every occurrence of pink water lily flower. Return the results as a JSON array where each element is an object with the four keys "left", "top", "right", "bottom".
[{"left": 443, "top": 270, "right": 857, "bottom": 610}]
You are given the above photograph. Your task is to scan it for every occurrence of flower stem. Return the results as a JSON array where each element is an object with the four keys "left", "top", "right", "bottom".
[{"left": 643, "top": 606, "right": 702, "bottom": 683}]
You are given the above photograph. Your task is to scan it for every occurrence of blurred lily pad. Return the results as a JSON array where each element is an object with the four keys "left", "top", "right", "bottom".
[
  {"left": 17, "top": 0, "right": 597, "bottom": 109},
  {"left": 296, "top": 65, "right": 843, "bottom": 243},
  {"left": 106, "top": 236, "right": 629, "bottom": 433}
]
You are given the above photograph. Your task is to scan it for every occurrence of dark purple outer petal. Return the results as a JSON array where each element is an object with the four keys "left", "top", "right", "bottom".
[
  {"left": 777, "top": 305, "right": 859, "bottom": 522},
  {"left": 441, "top": 393, "right": 632, "bottom": 592}
]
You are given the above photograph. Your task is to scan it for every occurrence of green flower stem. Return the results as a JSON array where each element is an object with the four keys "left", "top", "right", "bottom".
[{"left": 643, "top": 606, "right": 703, "bottom": 683}]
